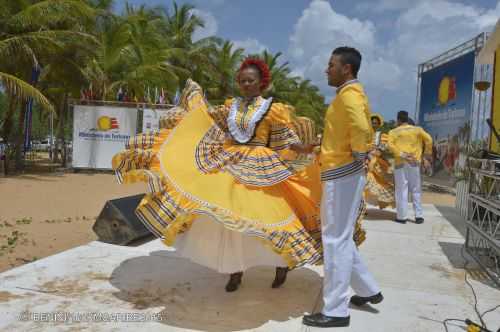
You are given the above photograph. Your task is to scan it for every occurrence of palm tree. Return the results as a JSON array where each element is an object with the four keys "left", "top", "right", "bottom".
[
  {"left": 160, "top": 2, "right": 222, "bottom": 91},
  {"left": 0, "top": 0, "right": 329, "bottom": 172},
  {"left": 251, "top": 50, "right": 326, "bottom": 127},
  {"left": 163, "top": 2, "right": 204, "bottom": 49},
  {"left": 0, "top": 0, "right": 97, "bottom": 170},
  {"left": 204, "top": 41, "right": 244, "bottom": 103},
  {"left": 84, "top": 3, "right": 194, "bottom": 104}
]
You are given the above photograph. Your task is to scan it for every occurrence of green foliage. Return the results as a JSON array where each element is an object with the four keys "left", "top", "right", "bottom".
[
  {"left": 0, "top": 91, "right": 6, "bottom": 123},
  {"left": 379, "top": 120, "right": 396, "bottom": 134},
  {"left": 0, "top": 0, "right": 331, "bottom": 169}
]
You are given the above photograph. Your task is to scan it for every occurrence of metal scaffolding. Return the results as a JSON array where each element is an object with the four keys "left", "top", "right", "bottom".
[
  {"left": 467, "top": 157, "right": 500, "bottom": 286},
  {"left": 415, "top": 33, "right": 493, "bottom": 143}
]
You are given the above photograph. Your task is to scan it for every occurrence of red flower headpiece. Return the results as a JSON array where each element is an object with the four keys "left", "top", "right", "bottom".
[{"left": 238, "top": 57, "right": 272, "bottom": 91}]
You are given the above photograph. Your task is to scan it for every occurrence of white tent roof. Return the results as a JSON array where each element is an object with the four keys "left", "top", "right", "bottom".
[{"left": 478, "top": 19, "right": 500, "bottom": 64}]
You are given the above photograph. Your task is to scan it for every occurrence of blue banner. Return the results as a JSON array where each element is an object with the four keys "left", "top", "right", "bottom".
[{"left": 418, "top": 51, "right": 475, "bottom": 183}]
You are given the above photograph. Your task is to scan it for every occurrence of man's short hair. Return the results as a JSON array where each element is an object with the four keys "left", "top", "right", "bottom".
[
  {"left": 332, "top": 47, "right": 362, "bottom": 77},
  {"left": 397, "top": 111, "right": 409, "bottom": 123}
]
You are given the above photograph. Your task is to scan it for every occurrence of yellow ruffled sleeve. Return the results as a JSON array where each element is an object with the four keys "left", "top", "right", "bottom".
[
  {"left": 203, "top": 98, "right": 230, "bottom": 132},
  {"left": 158, "top": 106, "right": 188, "bottom": 130},
  {"left": 267, "top": 103, "right": 301, "bottom": 151}
]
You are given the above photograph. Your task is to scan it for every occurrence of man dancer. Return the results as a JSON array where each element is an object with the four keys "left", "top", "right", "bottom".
[
  {"left": 302, "top": 47, "right": 382, "bottom": 328},
  {"left": 388, "top": 111, "right": 433, "bottom": 224}
]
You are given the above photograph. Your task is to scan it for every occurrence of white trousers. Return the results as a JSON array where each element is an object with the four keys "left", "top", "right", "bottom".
[
  {"left": 394, "top": 164, "right": 423, "bottom": 220},
  {"left": 321, "top": 171, "right": 380, "bottom": 317}
]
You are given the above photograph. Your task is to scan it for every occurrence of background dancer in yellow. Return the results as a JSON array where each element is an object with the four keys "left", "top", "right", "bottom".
[
  {"left": 388, "top": 111, "right": 433, "bottom": 224},
  {"left": 112, "top": 58, "right": 366, "bottom": 293},
  {"left": 364, "top": 113, "right": 395, "bottom": 209}
]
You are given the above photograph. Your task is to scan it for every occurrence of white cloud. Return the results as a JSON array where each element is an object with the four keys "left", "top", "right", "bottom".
[
  {"left": 288, "top": 0, "right": 500, "bottom": 118},
  {"left": 288, "top": 0, "right": 401, "bottom": 112},
  {"left": 393, "top": 1, "right": 498, "bottom": 65},
  {"left": 233, "top": 38, "right": 268, "bottom": 54},
  {"left": 191, "top": 9, "right": 218, "bottom": 42},
  {"left": 478, "top": 2, "right": 500, "bottom": 29},
  {"left": 290, "top": 0, "right": 376, "bottom": 59}
]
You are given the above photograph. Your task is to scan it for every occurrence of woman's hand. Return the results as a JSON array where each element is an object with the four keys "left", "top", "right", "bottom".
[{"left": 290, "top": 143, "right": 320, "bottom": 154}]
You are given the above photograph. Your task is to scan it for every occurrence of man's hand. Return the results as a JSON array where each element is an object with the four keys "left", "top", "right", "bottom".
[
  {"left": 422, "top": 157, "right": 431, "bottom": 171},
  {"left": 363, "top": 157, "right": 370, "bottom": 172},
  {"left": 401, "top": 152, "right": 417, "bottom": 163},
  {"left": 369, "top": 149, "right": 381, "bottom": 159}
]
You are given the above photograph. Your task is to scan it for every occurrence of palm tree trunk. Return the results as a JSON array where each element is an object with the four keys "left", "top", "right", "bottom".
[
  {"left": 14, "top": 101, "right": 25, "bottom": 171},
  {"left": 57, "top": 93, "right": 68, "bottom": 167},
  {"left": 53, "top": 102, "right": 62, "bottom": 163},
  {"left": 2, "top": 93, "right": 16, "bottom": 142},
  {"left": 1, "top": 95, "right": 17, "bottom": 175}
]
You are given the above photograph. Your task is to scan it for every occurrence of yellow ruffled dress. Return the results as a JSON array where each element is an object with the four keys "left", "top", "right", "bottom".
[
  {"left": 112, "top": 80, "right": 365, "bottom": 273},
  {"left": 364, "top": 131, "right": 396, "bottom": 209}
]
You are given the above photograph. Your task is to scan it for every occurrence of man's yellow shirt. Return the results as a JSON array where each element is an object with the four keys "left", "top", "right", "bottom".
[
  {"left": 319, "top": 82, "right": 373, "bottom": 181},
  {"left": 387, "top": 124, "right": 433, "bottom": 167}
]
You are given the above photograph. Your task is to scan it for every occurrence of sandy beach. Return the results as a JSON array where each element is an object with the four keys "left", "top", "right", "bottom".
[{"left": 0, "top": 172, "right": 145, "bottom": 272}]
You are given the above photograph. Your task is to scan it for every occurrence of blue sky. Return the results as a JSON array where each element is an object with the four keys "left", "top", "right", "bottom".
[{"left": 117, "top": 0, "right": 500, "bottom": 121}]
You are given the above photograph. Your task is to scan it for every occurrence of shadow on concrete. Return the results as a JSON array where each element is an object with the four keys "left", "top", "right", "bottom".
[
  {"left": 431, "top": 205, "right": 499, "bottom": 288},
  {"left": 438, "top": 241, "right": 469, "bottom": 269},
  {"left": 110, "top": 251, "right": 322, "bottom": 331},
  {"left": 349, "top": 303, "right": 380, "bottom": 314},
  {"left": 365, "top": 209, "right": 397, "bottom": 221},
  {"left": 434, "top": 205, "right": 467, "bottom": 238},
  {"left": 438, "top": 241, "right": 498, "bottom": 289}
]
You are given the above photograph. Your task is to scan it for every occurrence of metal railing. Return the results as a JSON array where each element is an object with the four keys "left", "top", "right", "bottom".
[{"left": 466, "top": 157, "right": 500, "bottom": 286}]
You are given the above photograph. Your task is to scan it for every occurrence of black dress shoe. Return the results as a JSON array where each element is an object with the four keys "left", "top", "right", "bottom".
[
  {"left": 394, "top": 218, "right": 407, "bottom": 224},
  {"left": 350, "top": 292, "right": 384, "bottom": 306},
  {"left": 271, "top": 267, "right": 288, "bottom": 288},
  {"left": 225, "top": 272, "right": 243, "bottom": 292},
  {"left": 415, "top": 217, "right": 424, "bottom": 224},
  {"left": 302, "top": 313, "right": 350, "bottom": 327}
]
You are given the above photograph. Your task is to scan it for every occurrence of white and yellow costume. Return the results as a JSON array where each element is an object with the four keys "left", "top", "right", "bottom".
[
  {"left": 364, "top": 114, "right": 395, "bottom": 209},
  {"left": 112, "top": 80, "right": 366, "bottom": 273},
  {"left": 318, "top": 80, "right": 380, "bottom": 318},
  {"left": 388, "top": 124, "right": 433, "bottom": 220}
]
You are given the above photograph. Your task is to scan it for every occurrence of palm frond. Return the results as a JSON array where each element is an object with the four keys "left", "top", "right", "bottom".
[
  {"left": 7, "top": 0, "right": 97, "bottom": 31},
  {"left": 0, "top": 72, "right": 54, "bottom": 114}
]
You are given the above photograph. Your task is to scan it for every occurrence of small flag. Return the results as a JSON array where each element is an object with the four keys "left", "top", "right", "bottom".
[
  {"left": 159, "top": 88, "right": 165, "bottom": 104},
  {"left": 117, "top": 87, "right": 124, "bottom": 101},
  {"left": 174, "top": 89, "right": 180, "bottom": 105}
]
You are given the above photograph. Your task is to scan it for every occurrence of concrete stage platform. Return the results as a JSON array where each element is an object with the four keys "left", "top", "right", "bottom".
[{"left": 0, "top": 204, "right": 499, "bottom": 331}]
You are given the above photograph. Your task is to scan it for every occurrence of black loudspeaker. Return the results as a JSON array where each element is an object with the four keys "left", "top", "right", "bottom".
[{"left": 92, "top": 194, "right": 151, "bottom": 245}]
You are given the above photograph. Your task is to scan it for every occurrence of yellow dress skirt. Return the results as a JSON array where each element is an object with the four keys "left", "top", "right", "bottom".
[
  {"left": 364, "top": 132, "right": 395, "bottom": 209},
  {"left": 112, "top": 80, "right": 365, "bottom": 273}
]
